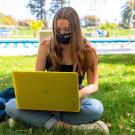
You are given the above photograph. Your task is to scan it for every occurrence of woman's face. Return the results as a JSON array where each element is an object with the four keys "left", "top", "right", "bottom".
[
  {"left": 55, "top": 19, "right": 71, "bottom": 45},
  {"left": 56, "top": 19, "right": 70, "bottom": 34}
]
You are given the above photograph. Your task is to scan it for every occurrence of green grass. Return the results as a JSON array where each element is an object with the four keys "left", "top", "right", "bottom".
[
  {"left": 83, "top": 27, "right": 131, "bottom": 38},
  {"left": 0, "top": 55, "right": 135, "bottom": 135},
  {"left": 12, "top": 26, "right": 35, "bottom": 38},
  {"left": 9, "top": 26, "right": 133, "bottom": 38},
  {"left": 109, "top": 28, "right": 130, "bottom": 37}
]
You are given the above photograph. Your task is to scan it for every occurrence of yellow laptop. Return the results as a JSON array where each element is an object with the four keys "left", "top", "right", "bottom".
[{"left": 12, "top": 71, "right": 80, "bottom": 112}]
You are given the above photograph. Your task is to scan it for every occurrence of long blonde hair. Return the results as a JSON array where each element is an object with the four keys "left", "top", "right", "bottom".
[{"left": 49, "top": 7, "right": 98, "bottom": 76}]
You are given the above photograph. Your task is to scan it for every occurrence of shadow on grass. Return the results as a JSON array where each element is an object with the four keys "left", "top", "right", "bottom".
[{"left": 99, "top": 54, "right": 135, "bottom": 65}]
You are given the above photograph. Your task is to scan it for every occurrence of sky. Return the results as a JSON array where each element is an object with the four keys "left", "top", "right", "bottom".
[{"left": 0, "top": 0, "right": 128, "bottom": 23}]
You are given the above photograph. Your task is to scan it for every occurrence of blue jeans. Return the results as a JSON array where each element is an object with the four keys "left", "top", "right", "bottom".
[{"left": 5, "top": 98, "right": 104, "bottom": 129}]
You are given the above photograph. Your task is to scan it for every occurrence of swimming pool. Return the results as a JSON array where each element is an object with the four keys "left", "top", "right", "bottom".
[
  {"left": 0, "top": 38, "right": 135, "bottom": 55},
  {"left": 89, "top": 38, "right": 135, "bottom": 49},
  {"left": 0, "top": 39, "right": 39, "bottom": 48},
  {"left": 0, "top": 38, "right": 135, "bottom": 48}
]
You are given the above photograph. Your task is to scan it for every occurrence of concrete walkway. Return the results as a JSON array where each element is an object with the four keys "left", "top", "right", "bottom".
[
  {"left": 0, "top": 48, "right": 38, "bottom": 56},
  {"left": 97, "top": 47, "right": 135, "bottom": 54},
  {"left": 0, "top": 47, "right": 135, "bottom": 56}
]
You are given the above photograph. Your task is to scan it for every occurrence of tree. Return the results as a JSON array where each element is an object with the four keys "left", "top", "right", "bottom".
[
  {"left": 49, "top": 0, "right": 67, "bottom": 15},
  {"left": 27, "top": 0, "right": 47, "bottom": 28},
  {"left": 0, "top": 12, "right": 4, "bottom": 24},
  {"left": 28, "top": 20, "right": 44, "bottom": 37},
  {"left": 0, "top": 12, "right": 16, "bottom": 25},
  {"left": 17, "top": 20, "right": 30, "bottom": 27},
  {"left": 3, "top": 15, "right": 16, "bottom": 25},
  {"left": 121, "top": 0, "right": 133, "bottom": 28},
  {"left": 81, "top": 15, "right": 100, "bottom": 27},
  {"left": 67, "top": 0, "right": 71, "bottom": 6},
  {"left": 98, "top": 22, "right": 118, "bottom": 37}
]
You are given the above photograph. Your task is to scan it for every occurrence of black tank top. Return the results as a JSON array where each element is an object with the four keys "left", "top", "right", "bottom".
[{"left": 46, "top": 56, "right": 84, "bottom": 89}]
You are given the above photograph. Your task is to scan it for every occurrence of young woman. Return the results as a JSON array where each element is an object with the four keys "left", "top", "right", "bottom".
[{"left": 5, "top": 7, "right": 109, "bottom": 134}]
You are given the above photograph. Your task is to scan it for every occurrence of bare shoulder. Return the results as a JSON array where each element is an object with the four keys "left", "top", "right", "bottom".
[
  {"left": 83, "top": 41, "right": 98, "bottom": 69},
  {"left": 84, "top": 41, "right": 97, "bottom": 55},
  {"left": 85, "top": 41, "right": 96, "bottom": 50}
]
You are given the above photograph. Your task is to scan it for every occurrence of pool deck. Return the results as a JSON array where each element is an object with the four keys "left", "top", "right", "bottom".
[
  {"left": 0, "top": 46, "right": 135, "bottom": 56},
  {"left": 0, "top": 48, "right": 38, "bottom": 56}
]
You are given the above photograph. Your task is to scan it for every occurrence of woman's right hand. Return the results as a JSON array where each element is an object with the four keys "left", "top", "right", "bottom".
[
  {"left": 40, "top": 37, "right": 51, "bottom": 56},
  {"left": 35, "top": 37, "right": 51, "bottom": 71}
]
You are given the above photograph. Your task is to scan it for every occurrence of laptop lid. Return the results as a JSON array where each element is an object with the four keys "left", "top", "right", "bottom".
[{"left": 12, "top": 71, "right": 80, "bottom": 112}]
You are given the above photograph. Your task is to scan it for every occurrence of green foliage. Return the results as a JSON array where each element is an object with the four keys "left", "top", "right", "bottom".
[
  {"left": 27, "top": 0, "right": 47, "bottom": 21},
  {"left": 28, "top": 20, "right": 44, "bottom": 37},
  {"left": 0, "top": 12, "right": 16, "bottom": 25},
  {"left": 121, "top": 1, "right": 132, "bottom": 28},
  {"left": 82, "top": 15, "right": 100, "bottom": 27},
  {"left": 98, "top": 22, "right": 118, "bottom": 31},
  {"left": 98, "top": 22, "right": 119, "bottom": 37}
]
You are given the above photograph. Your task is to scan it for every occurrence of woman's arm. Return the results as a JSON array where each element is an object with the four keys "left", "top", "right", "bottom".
[
  {"left": 35, "top": 37, "right": 50, "bottom": 71},
  {"left": 79, "top": 44, "right": 98, "bottom": 98},
  {"left": 79, "top": 66, "right": 98, "bottom": 98}
]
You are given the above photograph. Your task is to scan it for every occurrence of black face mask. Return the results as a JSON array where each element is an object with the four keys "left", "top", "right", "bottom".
[{"left": 56, "top": 32, "right": 70, "bottom": 44}]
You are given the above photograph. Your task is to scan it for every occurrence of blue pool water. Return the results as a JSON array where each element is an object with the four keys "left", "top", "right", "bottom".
[
  {"left": 0, "top": 39, "right": 39, "bottom": 48},
  {"left": 90, "top": 38, "right": 135, "bottom": 42},
  {"left": 0, "top": 38, "right": 135, "bottom": 49}
]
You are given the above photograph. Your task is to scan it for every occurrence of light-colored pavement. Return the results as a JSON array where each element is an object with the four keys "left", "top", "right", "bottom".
[
  {"left": 0, "top": 47, "right": 135, "bottom": 56},
  {"left": 97, "top": 47, "right": 135, "bottom": 54},
  {"left": 0, "top": 48, "right": 38, "bottom": 56}
]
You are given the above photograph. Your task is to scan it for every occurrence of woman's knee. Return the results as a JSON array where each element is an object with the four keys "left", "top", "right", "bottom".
[
  {"left": 90, "top": 98, "right": 104, "bottom": 119},
  {"left": 82, "top": 98, "right": 104, "bottom": 119},
  {"left": 60, "top": 99, "right": 104, "bottom": 124},
  {"left": 5, "top": 98, "right": 18, "bottom": 118}
]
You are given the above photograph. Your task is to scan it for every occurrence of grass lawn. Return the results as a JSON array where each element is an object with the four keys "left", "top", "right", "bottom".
[
  {"left": 0, "top": 54, "right": 135, "bottom": 135},
  {"left": 10, "top": 26, "right": 132, "bottom": 39}
]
